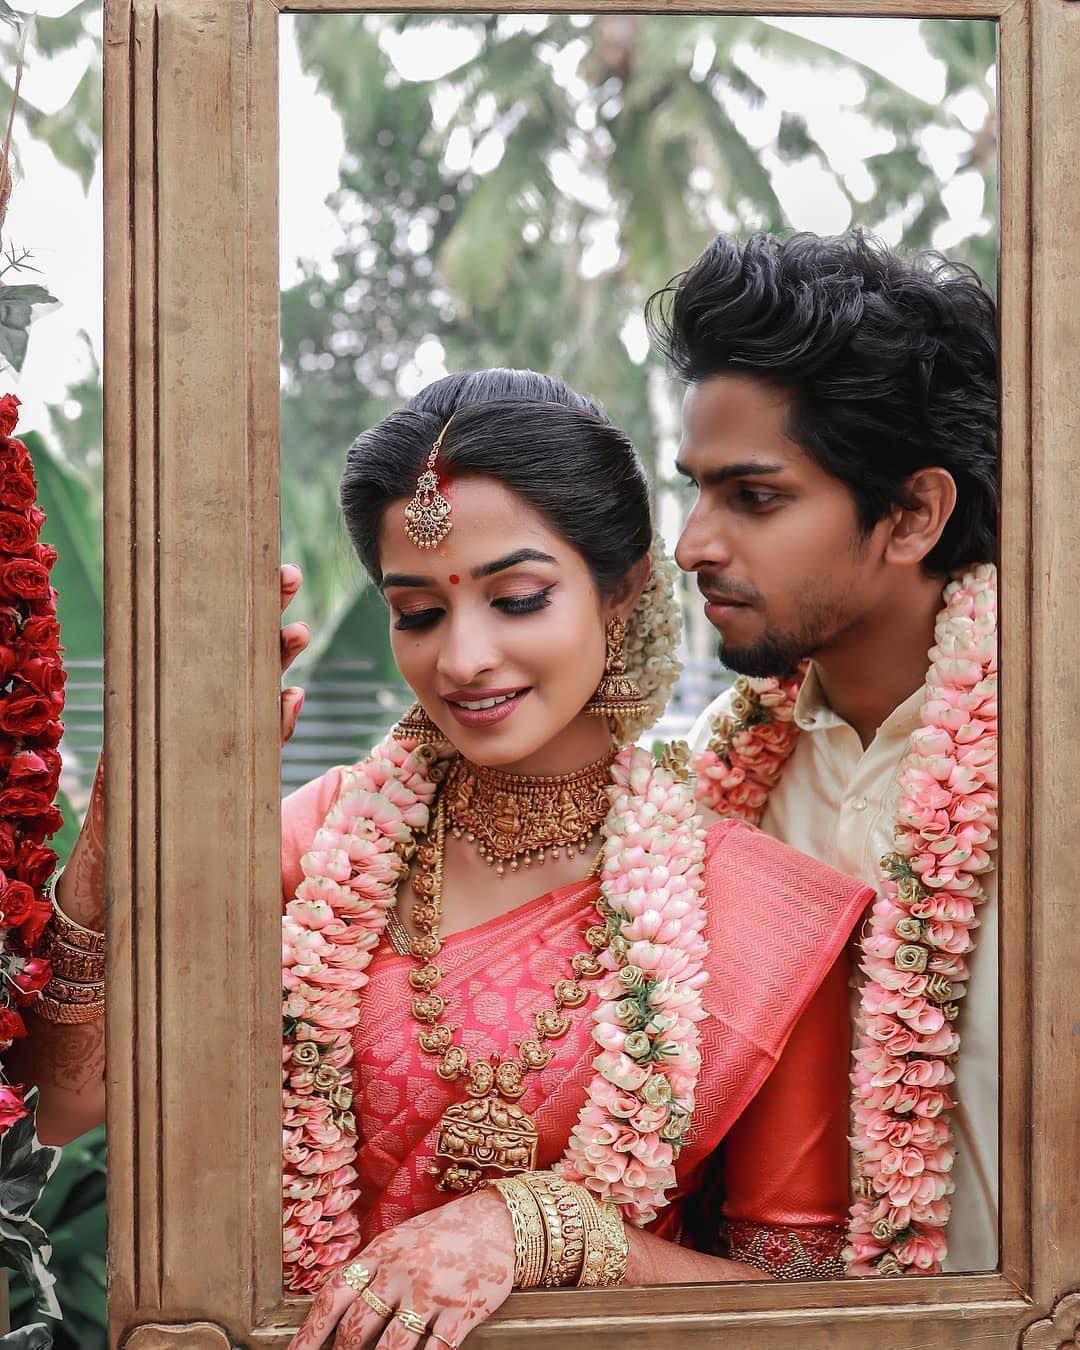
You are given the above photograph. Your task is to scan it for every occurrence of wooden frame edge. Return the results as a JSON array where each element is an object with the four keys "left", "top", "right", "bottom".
[{"left": 103, "top": 0, "right": 1080, "bottom": 1345}]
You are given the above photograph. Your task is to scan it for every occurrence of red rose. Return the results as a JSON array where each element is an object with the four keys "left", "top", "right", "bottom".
[
  {"left": 10, "top": 955, "right": 50, "bottom": 1001},
  {"left": 0, "top": 692, "right": 54, "bottom": 736},
  {"left": 0, "top": 511, "right": 37, "bottom": 554},
  {"left": 19, "top": 806, "right": 63, "bottom": 842},
  {"left": 14, "top": 842, "right": 56, "bottom": 889},
  {"left": 0, "top": 558, "right": 49, "bottom": 601},
  {"left": 19, "top": 898, "right": 52, "bottom": 946},
  {"left": 0, "top": 395, "right": 21, "bottom": 437},
  {"left": 30, "top": 543, "right": 57, "bottom": 570},
  {"left": 0, "top": 645, "right": 15, "bottom": 680},
  {"left": 0, "top": 1006, "right": 27, "bottom": 1042},
  {"left": 0, "top": 462, "right": 35, "bottom": 512},
  {"left": 8, "top": 751, "right": 60, "bottom": 794},
  {"left": 0, "top": 881, "right": 36, "bottom": 926},
  {"left": 0, "top": 1084, "right": 26, "bottom": 1131},
  {"left": 0, "top": 788, "right": 59, "bottom": 830},
  {"left": 16, "top": 657, "right": 66, "bottom": 698},
  {"left": 28, "top": 587, "right": 58, "bottom": 617},
  {"left": 19, "top": 615, "right": 60, "bottom": 651},
  {"left": 0, "top": 825, "right": 15, "bottom": 868},
  {"left": 35, "top": 719, "right": 63, "bottom": 750},
  {"left": 0, "top": 607, "right": 18, "bottom": 643}
]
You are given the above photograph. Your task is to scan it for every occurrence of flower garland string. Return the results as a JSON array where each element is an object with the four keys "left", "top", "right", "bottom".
[
  {"left": 282, "top": 739, "right": 709, "bottom": 1291},
  {"left": 0, "top": 393, "right": 66, "bottom": 1131},
  {"left": 693, "top": 564, "right": 998, "bottom": 1276}
]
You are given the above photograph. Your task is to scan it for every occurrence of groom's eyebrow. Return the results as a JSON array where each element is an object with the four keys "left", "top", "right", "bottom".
[{"left": 675, "top": 459, "right": 786, "bottom": 485}]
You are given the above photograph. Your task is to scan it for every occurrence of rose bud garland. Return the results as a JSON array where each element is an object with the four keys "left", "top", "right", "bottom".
[{"left": 0, "top": 395, "right": 67, "bottom": 1132}]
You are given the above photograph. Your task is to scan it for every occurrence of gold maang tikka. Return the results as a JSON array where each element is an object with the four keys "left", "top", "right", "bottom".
[{"left": 404, "top": 418, "right": 454, "bottom": 550}]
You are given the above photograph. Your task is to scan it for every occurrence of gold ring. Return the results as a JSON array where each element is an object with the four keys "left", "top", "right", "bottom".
[
  {"left": 429, "top": 1333, "right": 458, "bottom": 1350},
  {"left": 340, "top": 1263, "right": 372, "bottom": 1293},
  {"left": 395, "top": 1307, "right": 428, "bottom": 1334},
  {"left": 359, "top": 1286, "right": 393, "bottom": 1317}
]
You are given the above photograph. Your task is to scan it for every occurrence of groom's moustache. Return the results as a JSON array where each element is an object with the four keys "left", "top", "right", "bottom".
[{"left": 696, "top": 576, "right": 763, "bottom": 608}]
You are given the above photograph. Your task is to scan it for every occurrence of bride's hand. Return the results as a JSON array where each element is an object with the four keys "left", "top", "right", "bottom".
[
  {"left": 287, "top": 1188, "right": 516, "bottom": 1350},
  {"left": 280, "top": 563, "right": 310, "bottom": 746}
]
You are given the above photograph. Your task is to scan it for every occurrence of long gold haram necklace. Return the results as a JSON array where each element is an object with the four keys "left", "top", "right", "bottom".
[{"left": 406, "top": 794, "right": 609, "bottom": 1195}]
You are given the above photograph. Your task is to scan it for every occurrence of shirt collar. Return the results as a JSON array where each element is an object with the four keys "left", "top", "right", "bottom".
[{"left": 794, "top": 661, "right": 926, "bottom": 744}]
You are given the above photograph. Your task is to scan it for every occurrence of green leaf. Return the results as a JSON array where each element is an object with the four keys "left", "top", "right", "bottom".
[
  {"left": 0, "top": 1210, "right": 60, "bottom": 1319},
  {"left": 0, "top": 288, "right": 58, "bottom": 373},
  {"left": 30, "top": 0, "right": 99, "bottom": 58},
  {"left": 0, "top": 1093, "right": 61, "bottom": 1224},
  {"left": 0, "top": 1324, "right": 54, "bottom": 1349}
]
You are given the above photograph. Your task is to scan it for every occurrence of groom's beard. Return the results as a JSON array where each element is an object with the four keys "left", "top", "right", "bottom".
[{"left": 716, "top": 591, "right": 848, "bottom": 679}]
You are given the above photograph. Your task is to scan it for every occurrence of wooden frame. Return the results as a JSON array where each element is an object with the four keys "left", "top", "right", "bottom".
[{"left": 100, "top": 0, "right": 1080, "bottom": 1345}]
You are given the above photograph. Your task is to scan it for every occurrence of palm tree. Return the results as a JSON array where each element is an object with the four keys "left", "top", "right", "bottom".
[{"left": 282, "top": 12, "right": 997, "bottom": 656}]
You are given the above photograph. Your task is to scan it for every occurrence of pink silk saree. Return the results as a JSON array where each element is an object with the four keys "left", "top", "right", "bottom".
[{"left": 283, "top": 767, "right": 873, "bottom": 1265}]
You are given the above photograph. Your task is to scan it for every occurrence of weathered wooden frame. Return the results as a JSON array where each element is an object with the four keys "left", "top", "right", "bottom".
[{"left": 101, "top": 0, "right": 1080, "bottom": 1344}]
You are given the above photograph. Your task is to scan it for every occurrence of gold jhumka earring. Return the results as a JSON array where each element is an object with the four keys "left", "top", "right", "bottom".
[
  {"left": 403, "top": 418, "right": 454, "bottom": 550},
  {"left": 391, "top": 702, "right": 445, "bottom": 744},
  {"left": 584, "top": 616, "right": 651, "bottom": 723}
]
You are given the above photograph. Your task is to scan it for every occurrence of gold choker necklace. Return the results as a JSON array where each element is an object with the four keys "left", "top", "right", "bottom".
[{"left": 442, "top": 750, "right": 618, "bottom": 876}]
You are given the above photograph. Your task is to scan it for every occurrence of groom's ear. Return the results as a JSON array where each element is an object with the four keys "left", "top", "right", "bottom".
[
  {"left": 883, "top": 467, "right": 958, "bottom": 567},
  {"left": 609, "top": 553, "right": 653, "bottom": 619}
]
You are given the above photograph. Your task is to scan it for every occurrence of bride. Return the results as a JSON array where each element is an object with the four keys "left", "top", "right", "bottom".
[{"left": 282, "top": 369, "right": 873, "bottom": 1350}]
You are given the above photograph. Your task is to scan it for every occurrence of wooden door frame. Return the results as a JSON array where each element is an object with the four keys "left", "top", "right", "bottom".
[{"left": 103, "top": 1, "right": 1080, "bottom": 1344}]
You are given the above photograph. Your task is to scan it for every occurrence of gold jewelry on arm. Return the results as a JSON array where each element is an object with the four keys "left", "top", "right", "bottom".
[
  {"left": 43, "top": 870, "right": 106, "bottom": 955},
  {"left": 35, "top": 870, "right": 107, "bottom": 1025},
  {"left": 487, "top": 1176, "right": 548, "bottom": 1288},
  {"left": 494, "top": 1172, "right": 627, "bottom": 1289}
]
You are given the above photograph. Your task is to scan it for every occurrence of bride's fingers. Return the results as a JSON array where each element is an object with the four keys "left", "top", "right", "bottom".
[
  {"left": 281, "top": 563, "right": 302, "bottom": 615},
  {"left": 333, "top": 1280, "right": 398, "bottom": 1349},
  {"left": 281, "top": 686, "right": 305, "bottom": 745},
  {"left": 281, "top": 620, "right": 311, "bottom": 675},
  {"left": 286, "top": 1267, "right": 359, "bottom": 1350}
]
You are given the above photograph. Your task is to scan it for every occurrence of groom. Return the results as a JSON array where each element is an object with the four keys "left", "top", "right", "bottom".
[{"left": 647, "top": 230, "right": 999, "bottom": 1275}]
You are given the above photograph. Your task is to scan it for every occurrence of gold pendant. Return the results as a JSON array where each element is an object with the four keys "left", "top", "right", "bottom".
[{"left": 430, "top": 1088, "right": 539, "bottom": 1193}]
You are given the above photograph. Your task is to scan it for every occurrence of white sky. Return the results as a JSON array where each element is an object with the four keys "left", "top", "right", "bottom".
[{"left": 10, "top": 10, "right": 992, "bottom": 443}]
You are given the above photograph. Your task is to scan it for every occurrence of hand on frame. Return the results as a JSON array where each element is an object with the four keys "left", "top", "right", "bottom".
[
  {"left": 280, "top": 563, "right": 310, "bottom": 746},
  {"left": 287, "top": 1188, "right": 516, "bottom": 1350}
]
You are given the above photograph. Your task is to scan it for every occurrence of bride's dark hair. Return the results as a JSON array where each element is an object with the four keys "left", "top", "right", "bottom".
[{"left": 340, "top": 369, "right": 653, "bottom": 594}]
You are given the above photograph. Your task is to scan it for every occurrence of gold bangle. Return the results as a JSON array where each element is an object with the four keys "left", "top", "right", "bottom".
[
  {"left": 518, "top": 1172, "right": 586, "bottom": 1287},
  {"left": 40, "top": 939, "right": 105, "bottom": 984},
  {"left": 487, "top": 1177, "right": 547, "bottom": 1288},
  {"left": 34, "top": 992, "right": 105, "bottom": 1025},
  {"left": 595, "top": 1197, "right": 629, "bottom": 1286},
  {"left": 44, "top": 874, "right": 105, "bottom": 957},
  {"left": 574, "top": 1186, "right": 608, "bottom": 1288},
  {"left": 41, "top": 975, "right": 105, "bottom": 1007}
]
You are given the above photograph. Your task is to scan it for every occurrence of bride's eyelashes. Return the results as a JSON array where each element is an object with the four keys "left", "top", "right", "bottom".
[{"left": 393, "top": 586, "right": 555, "bottom": 632}]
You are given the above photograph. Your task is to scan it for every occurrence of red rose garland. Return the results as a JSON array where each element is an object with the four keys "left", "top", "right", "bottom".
[{"left": 0, "top": 394, "right": 66, "bottom": 1132}]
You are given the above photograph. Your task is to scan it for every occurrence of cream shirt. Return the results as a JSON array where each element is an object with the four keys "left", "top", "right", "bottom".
[{"left": 689, "top": 665, "right": 999, "bottom": 1273}]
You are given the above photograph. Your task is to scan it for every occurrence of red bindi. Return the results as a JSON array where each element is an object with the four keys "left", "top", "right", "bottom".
[{"left": 448, "top": 573, "right": 461, "bottom": 585}]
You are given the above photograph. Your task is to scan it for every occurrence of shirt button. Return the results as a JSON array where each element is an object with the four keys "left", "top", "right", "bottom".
[{"left": 851, "top": 796, "right": 868, "bottom": 812}]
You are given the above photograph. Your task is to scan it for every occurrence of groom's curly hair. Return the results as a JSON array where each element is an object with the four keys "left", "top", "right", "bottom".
[{"left": 645, "top": 230, "right": 998, "bottom": 574}]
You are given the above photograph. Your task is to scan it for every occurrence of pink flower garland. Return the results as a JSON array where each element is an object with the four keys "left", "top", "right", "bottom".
[
  {"left": 282, "top": 740, "right": 709, "bottom": 1289},
  {"left": 693, "top": 666, "right": 804, "bottom": 825},
  {"left": 693, "top": 565, "right": 998, "bottom": 1276},
  {"left": 558, "top": 746, "right": 708, "bottom": 1225},
  {"left": 282, "top": 738, "right": 438, "bottom": 1293}
]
